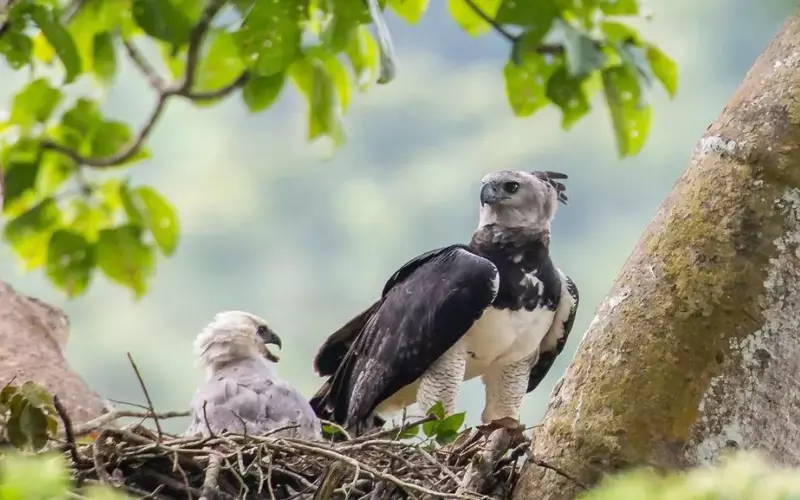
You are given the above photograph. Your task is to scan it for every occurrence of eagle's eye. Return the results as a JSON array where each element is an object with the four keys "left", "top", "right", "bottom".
[
  {"left": 256, "top": 325, "right": 267, "bottom": 336},
  {"left": 503, "top": 181, "right": 520, "bottom": 194}
]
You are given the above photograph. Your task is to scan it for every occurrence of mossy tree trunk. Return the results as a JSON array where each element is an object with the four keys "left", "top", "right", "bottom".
[{"left": 513, "top": 9, "right": 800, "bottom": 500}]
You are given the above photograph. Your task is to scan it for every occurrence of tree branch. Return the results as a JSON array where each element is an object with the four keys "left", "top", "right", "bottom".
[
  {"left": 40, "top": 0, "right": 246, "bottom": 169},
  {"left": 461, "top": 0, "right": 563, "bottom": 55}
]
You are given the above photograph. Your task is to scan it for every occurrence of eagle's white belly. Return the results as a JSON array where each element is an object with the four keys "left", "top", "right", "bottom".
[
  {"left": 461, "top": 305, "right": 556, "bottom": 379},
  {"left": 374, "top": 304, "right": 556, "bottom": 416}
]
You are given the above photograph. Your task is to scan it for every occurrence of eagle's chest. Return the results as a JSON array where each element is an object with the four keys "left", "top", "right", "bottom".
[{"left": 460, "top": 302, "right": 555, "bottom": 377}]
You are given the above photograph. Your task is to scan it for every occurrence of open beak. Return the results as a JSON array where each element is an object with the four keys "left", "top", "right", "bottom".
[{"left": 260, "top": 330, "right": 282, "bottom": 363}]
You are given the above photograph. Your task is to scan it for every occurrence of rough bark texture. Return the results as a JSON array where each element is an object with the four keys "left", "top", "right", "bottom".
[
  {"left": 514, "top": 10, "right": 800, "bottom": 500},
  {"left": 0, "top": 281, "right": 106, "bottom": 424}
]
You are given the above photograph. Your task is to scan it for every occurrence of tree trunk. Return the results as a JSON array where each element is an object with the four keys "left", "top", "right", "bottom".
[
  {"left": 514, "top": 9, "right": 800, "bottom": 500},
  {"left": 0, "top": 281, "right": 106, "bottom": 424}
]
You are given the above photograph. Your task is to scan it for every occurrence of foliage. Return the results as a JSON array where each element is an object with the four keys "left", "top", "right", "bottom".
[
  {"left": 0, "top": 452, "right": 129, "bottom": 499},
  {"left": 0, "top": 380, "right": 58, "bottom": 452},
  {"left": 0, "top": 0, "right": 677, "bottom": 298},
  {"left": 581, "top": 453, "right": 800, "bottom": 500}
]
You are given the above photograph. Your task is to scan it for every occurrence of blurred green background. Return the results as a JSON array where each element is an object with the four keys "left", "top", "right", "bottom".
[{"left": 0, "top": 0, "right": 794, "bottom": 434}]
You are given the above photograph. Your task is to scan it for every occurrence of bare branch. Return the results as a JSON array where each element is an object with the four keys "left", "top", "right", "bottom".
[{"left": 126, "top": 352, "right": 163, "bottom": 442}]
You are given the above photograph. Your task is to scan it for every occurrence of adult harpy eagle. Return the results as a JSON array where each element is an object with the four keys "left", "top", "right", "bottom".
[
  {"left": 309, "top": 170, "right": 579, "bottom": 434},
  {"left": 185, "top": 311, "right": 321, "bottom": 440}
]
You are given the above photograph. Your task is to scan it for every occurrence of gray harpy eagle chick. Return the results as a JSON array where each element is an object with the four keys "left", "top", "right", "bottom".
[
  {"left": 185, "top": 311, "right": 321, "bottom": 440},
  {"left": 310, "top": 170, "right": 578, "bottom": 434}
]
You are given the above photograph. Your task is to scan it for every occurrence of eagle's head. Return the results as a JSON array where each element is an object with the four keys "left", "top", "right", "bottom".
[
  {"left": 193, "top": 310, "right": 283, "bottom": 370},
  {"left": 477, "top": 169, "right": 568, "bottom": 230}
]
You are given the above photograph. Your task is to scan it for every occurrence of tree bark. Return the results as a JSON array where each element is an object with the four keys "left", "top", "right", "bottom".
[
  {"left": 0, "top": 281, "right": 106, "bottom": 424},
  {"left": 514, "top": 9, "right": 800, "bottom": 500}
]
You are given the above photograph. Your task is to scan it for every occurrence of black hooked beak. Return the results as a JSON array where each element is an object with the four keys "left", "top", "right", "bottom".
[
  {"left": 480, "top": 182, "right": 504, "bottom": 206},
  {"left": 257, "top": 325, "right": 282, "bottom": 363}
]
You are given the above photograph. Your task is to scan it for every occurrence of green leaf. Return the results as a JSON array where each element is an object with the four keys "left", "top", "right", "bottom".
[
  {"left": 37, "top": 153, "right": 76, "bottom": 196},
  {"left": 29, "top": 5, "right": 83, "bottom": 84},
  {"left": 3, "top": 198, "right": 62, "bottom": 270},
  {"left": 234, "top": 0, "right": 307, "bottom": 76},
  {"left": 0, "top": 29, "right": 34, "bottom": 70},
  {"left": 320, "top": 0, "right": 367, "bottom": 52},
  {"left": 504, "top": 53, "right": 559, "bottom": 117},
  {"left": 646, "top": 45, "right": 678, "bottom": 98},
  {"left": 196, "top": 30, "right": 246, "bottom": 93},
  {"left": 440, "top": 412, "right": 466, "bottom": 434},
  {"left": 0, "top": 384, "right": 18, "bottom": 405},
  {"left": 132, "top": 0, "right": 193, "bottom": 48},
  {"left": 19, "top": 382, "right": 53, "bottom": 409},
  {"left": 96, "top": 225, "right": 155, "bottom": 297},
  {"left": 345, "top": 26, "right": 379, "bottom": 90},
  {"left": 0, "top": 453, "right": 71, "bottom": 497},
  {"left": 546, "top": 66, "right": 590, "bottom": 129},
  {"left": 426, "top": 401, "right": 446, "bottom": 420},
  {"left": 47, "top": 230, "right": 95, "bottom": 297},
  {"left": 496, "top": 0, "right": 558, "bottom": 31},
  {"left": 2, "top": 161, "right": 40, "bottom": 211},
  {"left": 69, "top": 199, "right": 112, "bottom": 241},
  {"left": 119, "top": 182, "right": 145, "bottom": 226},
  {"left": 422, "top": 420, "right": 438, "bottom": 438},
  {"left": 290, "top": 58, "right": 345, "bottom": 145},
  {"left": 6, "top": 397, "right": 29, "bottom": 449},
  {"left": 92, "top": 32, "right": 118, "bottom": 85},
  {"left": 388, "top": 0, "right": 429, "bottom": 23},
  {"left": 600, "top": 0, "right": 638, "bottom": 15},
  {"left": 242, "top": 72, "right": 286, "bottom": 113},
  {"left": 602, "top": 65, "right": 651, "bottom": 157},
  {"left": 398, "top": 424, "right": 420, "bottom": 439},
  {"left": 600, "top": 21, "right": 640, "bottom": 44},
  {"left": 131, "top": 186, "right": 180, "bottom": 256},
  {"left": 561, "top": 21, "right": 605, "bottom": 77},
  {"left": 89, "top": 121, "right": 132, "bottom": 158},
  {"left": 435, "top": 428, "right": 459, "bottom": 445},
  {"left": 321, "top": 424, "right": 344, "bottom": 436},
  {"left": 9, "top": 78, "right": 63, "bottom": 131},
  {"left": 320, "top": 54, "right": 352, "bottom": 112},
  {"left": 446, "top": 0, "right": 501, "bottom": 36}
]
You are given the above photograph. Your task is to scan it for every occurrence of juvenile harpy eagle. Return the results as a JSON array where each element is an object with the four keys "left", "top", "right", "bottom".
[
  {"left": 310, "top": 170, "right": 579, "bottom": 433},
  {"left": 185, "top": 311, "right": 321, "bottom": 440}
]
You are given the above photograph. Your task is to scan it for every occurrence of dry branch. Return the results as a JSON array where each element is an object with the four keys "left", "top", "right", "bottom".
[{"left": 43, "top": 408, "right": 532, "bottom": 500}]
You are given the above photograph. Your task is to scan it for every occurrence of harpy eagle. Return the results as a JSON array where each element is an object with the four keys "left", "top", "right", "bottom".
[
  {"left": 185, "top": 310, "right": 321, "bottom": 440},
  {"left": 309, "top": 170, "right": 579, "bottom": 434}
]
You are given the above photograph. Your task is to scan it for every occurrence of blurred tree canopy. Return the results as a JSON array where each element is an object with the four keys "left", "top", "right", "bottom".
[{"left": 0, "top": 0, "right": 677, "bottom": 298}]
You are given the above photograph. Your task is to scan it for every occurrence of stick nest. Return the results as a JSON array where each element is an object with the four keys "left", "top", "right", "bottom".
[{"left": 61, "top": 413, "right": 530, "bottom": 500}]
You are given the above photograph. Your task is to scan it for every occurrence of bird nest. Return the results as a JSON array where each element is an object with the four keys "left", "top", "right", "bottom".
[{"left": 58, "top": 411, "right": 534, "bottom": 500}]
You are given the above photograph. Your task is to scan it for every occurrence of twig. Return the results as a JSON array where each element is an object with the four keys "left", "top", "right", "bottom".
[
  {"left": 270, "top": 439, "right": 481, "bottom": 500},
  {"left": 200, "top": 453, "right": 223, "bottom": 500},
  {"left": 121, "top": 38, "right": 167, "bottom": 91},
  {"left": 72, "top": 409, "right": 190, "bottom": 437},
  {"left": 202, "top": 401, "right": 216, "bottom": 438},
  {"left": 460, "top": 0, "right": 563, "bottom": 54},
  {"left": 126, "top": 352, "right": 163, "bottom": 442},
  {"left": 53, "top": 395, "right": 80, "bottom": 468},
  {"left": 530, "top": 456, "right": 589, "bottom": 490},
  {"left": 456, "top": 428, "right": 512, "bottom": 495}
]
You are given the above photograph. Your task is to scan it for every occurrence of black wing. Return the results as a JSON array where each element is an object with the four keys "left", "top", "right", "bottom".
[
  {"left": 526, "top": 273, "right": 579, "bottom": 393},
  {"left": 318, "top": 244, "right": 498, "bottom": 427}
]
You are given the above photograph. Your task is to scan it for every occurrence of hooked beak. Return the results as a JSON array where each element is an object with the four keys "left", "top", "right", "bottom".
[
  {"left": 260, "top": 329, "right": 282, "bottom": 363},
  {"left": 480, "top": 183, "right": 504, "bottom": 207}
]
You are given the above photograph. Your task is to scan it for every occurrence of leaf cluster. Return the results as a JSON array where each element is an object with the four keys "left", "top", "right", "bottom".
[
  {"left": 0, "top": 0, "right": 678, "bottom": 298},
  {"left": 0, "top": 380, "right": 58, "bottom": 452}
]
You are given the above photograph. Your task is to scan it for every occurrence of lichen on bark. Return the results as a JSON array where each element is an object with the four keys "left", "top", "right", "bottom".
[{"left": 513, "top": 9, "right": 800, "bottom": 500}]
